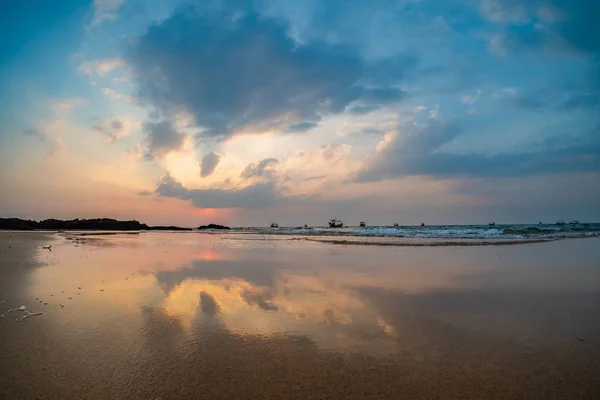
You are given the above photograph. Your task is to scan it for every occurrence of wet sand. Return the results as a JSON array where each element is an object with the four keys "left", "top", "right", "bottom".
[{"left": 0, "top": 232, "right": 599, "bottom": 399}]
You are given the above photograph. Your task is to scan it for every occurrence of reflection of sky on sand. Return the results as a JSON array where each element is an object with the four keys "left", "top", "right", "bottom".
[{"left": 28, "top": 233, "right": 600, "bottom": 355}]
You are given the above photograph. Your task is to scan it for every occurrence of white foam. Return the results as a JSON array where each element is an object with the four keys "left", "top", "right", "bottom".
[{"left": 7, "top": 306, "right": 26, "bottom": 313}]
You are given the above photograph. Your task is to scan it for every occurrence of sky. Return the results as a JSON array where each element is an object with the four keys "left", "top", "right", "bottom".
[{"left": 0, "top": 0, "right": 599, "bottom": 227}]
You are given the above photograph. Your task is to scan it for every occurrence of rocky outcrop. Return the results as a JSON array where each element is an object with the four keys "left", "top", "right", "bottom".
[{"left": 197, "top": 224, "right": 231, "bottom": 230}]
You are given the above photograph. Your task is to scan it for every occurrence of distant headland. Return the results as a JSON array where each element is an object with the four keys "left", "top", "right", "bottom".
[{"left": 0, "top": 218, "right": 194, "bottom": 231}]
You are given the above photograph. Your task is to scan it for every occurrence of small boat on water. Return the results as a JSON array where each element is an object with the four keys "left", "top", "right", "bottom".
[
  {"left": 569, "top": 220, "right": 579, "bottom": 224},
  {"left": 359, "top": 222, "right": 366, "bottom": 227},
  {"left": 488, "top": 222, "right": 496, "bottom": 226},
  {"left": 270, "top": 223, "right": 279, "bottom": 228},
  {"left": 421, "top": 222, "right": 425, "bottom": 227},
  {"left": 556, "top": 220, "right": 566, "bottom": 226},
  {"left": 393, "top": 223, "right": 399, "bottom": 227},
  {"left": 328, "top": 218, "right": 343, "bottom": 228}
]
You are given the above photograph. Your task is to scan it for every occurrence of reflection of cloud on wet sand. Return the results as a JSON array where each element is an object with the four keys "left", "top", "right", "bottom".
[
  {"left": 154, "top": 258, "right": 398, "bottom": 354},
  {"left": 199, "top": 291, "right": 220, "bottom": 316},
  {"left": 155, "top": 260, "right": 279, "bottom": 294}
]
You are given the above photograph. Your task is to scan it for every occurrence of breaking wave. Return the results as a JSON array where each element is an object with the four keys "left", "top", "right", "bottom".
[{"left": 226, "top": 223, "right": 600, "bottom": 241}]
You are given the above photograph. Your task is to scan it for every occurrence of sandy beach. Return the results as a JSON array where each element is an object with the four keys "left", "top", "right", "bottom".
[{"left": 1, "top": 231, "right": 599, "bottom": 399}]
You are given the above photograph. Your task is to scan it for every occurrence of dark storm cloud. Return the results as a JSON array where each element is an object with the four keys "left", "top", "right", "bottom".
[
  {"left": 200, "top": 152, "right": 221, "bottom": 177},
  {"left": 155, "top": 173, "right": 287, "bottom": 208},
  {"left": 485, "top": 0, "right": 600, "bottom": 56},
  {"left": 286, "top": 122, "right": 319, "bottom": 133},
  {"left": 240, "top": 158, "right": 279, "bottom": 180},
  {"left": 354, "top": 120, "right": 600, "bottom": 182},
  {"left": 142, "top": 120, "right": 185, "bottom": 160},
  {"left": 125, "top": 4, "right": 414, "bottom": 141}
]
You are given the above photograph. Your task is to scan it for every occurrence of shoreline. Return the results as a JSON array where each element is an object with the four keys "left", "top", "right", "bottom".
[{"left": 1, "top": 232, "right": 599, "bottom": 399}]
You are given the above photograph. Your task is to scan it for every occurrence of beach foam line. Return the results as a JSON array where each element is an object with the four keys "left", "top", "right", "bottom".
[{"left": 293, "top": 238, "right": 556, "bottom": 247}]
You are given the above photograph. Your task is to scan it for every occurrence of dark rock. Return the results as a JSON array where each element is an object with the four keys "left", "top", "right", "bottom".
[
  {"left": 0, "top": 217, "right": 192, "bottom": 231},
  {"left": 197, "top": 224, "right": 231, "bottom": 230},
  {"left": 148, "top": 225, "right": 193, "bottom": 231}
]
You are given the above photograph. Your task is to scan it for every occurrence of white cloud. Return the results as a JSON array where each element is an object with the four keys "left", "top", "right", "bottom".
[
  {"left": 102, "top": 88, "right": 135, "bottom": 103},
  {"left": 91, "top": 0, "right": 126, "bottom": 27},
  {"left": 489, "top": 34, "right": 508, "bottom": 58},
  {"left": 79, "top": 59, "right": 125, "bottom": 76},
  {"left": 502, "top": 87, "right": 517, "bottom": 96},
  {"left": 480, "top": 0, "right": 527, "bottom": 23},
  {"left": 49, "top": 98, "right": 85, "bottom": 112},
  {"left": 412, "top": 105, "right": 426, "bottom": 113},
  {"left": 429, "top": 105, "right": 439, "bottom": 120},
  {"left": 461, "top": 89, "right": 482, "bottom": 107}
]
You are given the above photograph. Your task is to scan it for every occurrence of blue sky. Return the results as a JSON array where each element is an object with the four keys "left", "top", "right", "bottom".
[{"left": 0, "top": 0, "right": 598, "bottom": 226}]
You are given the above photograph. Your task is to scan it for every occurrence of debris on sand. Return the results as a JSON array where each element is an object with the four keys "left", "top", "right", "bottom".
[
  {"left": 577, "top": 337, "right": 587, "bottom": 343},
  {"left": 8, "top": 306, "right": 26, "bottom": 313},
  {"left": 15, "top": 311, "right": 43, "bottom": 322}
]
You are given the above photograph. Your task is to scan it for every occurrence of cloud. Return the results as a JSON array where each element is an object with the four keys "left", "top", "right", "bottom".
[
  {"left": 346, "top": 105, "right": 380, "bottom": 115},
  {"left": 286, "top": 122, "right": 319, "bottom": 133},
  {"left": 125, "top": 4, "right": 414, "bottom": 141},
  {"left": 240, "top": 158, "right": 279, "bottom": 180},
  {"left": 142, "top": 120, "right": 185, "bottom": 160},
  {"left": 461, "top": 89, "right": 482, "bottom": 107},
  {"left": 91, "top": 0, "right": 125, "bottom": 27},
  {"left": 200, "top": 152, "right": 222, "bottom": 177},
  {"left": 49, "top": 98, "right": 85, "bottom": 111},
  {"left": 320, "top": 143, "right": 351, "bottom": 161},
  {"left": 155, "top": 173, "right": 289, "bottom": 208},
  {"left": 137, "top": 190, "right": 152, "bottom": 196},
  {"left": 480, "top": 0, "right": 529, "bottom": 23},
  {"left": 22, "top": 129, "right": 65, "bottom": 157},
  {"left": 483, "top": 0, "right": 600, "bottom": 57},
  {"left": 511, "top": 83, "right": 600, "bottom": 112},
  {"left": 79, "top": 59, "right": 125, "bottom": 76},
  {"left": 93, "top": 117, "right": 137, "bottom": 144},
  {"left": 102, "top": 88, "right": 135, "bottom": 102},
  {"left": 354, "top": 120, "right": 600, "bottom": 182}
]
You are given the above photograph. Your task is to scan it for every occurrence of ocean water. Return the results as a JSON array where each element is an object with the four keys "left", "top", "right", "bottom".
[{"left": 228, "top": 223, "right": 600, "bottom": 241}]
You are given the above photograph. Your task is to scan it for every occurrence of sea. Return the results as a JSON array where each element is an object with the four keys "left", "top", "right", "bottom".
[{"left": 216, "top": 223, "right": 600, "bottom": 242}]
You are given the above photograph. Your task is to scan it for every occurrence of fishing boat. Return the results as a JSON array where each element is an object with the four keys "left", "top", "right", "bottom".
[
  {"left": 569, "top": 220, "right": 579, "bottom": 224},
  {"left": 488, "top": 222, "right": 496, "bottom": 226},
  {"left": 556, "top": 220, "right": 566, "bottom": 226},
  {"left": 421, "top": 222, "right": 425, "bottom": 227},
  {"left": 393, "top": 223, "right": 399, "bottom": 227},
  {"left": 328, "top": 218, "right": 343, "bottom": 228},
  {"left": 359, "top": 222, "right": 366, "bottom": 227},
  {"left": 270, "top": 223, "right": 279, "bottom": 228}
]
